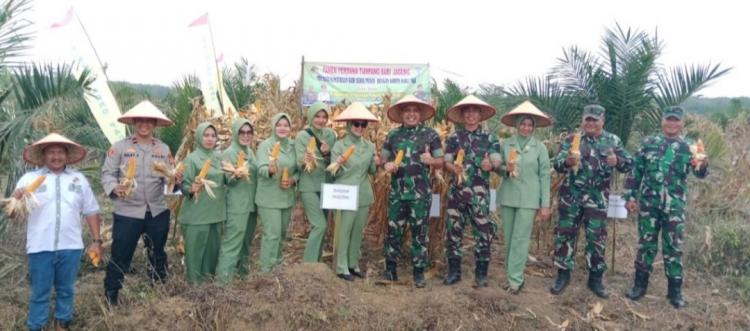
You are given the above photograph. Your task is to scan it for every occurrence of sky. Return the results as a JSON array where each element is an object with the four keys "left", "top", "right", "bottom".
[{"left": 25, "top": 0, "right": 749, "bottom": 97}]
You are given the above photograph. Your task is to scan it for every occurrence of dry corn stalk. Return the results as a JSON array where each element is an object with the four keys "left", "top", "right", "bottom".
[
  {"left": 221, "top": 150, "right": 251, "bottom": 181},
  {"left": 509, "top": 148, "right": 519, "bottom": 178},
  {"left": 303, "top": 137, "right": 321, "bottom": 172},
  {"left": 194, "top": 159, "right": 218, "bottom": 202},
  {"left": 690, "top": 138, "right": 707, "bottom": 170},
  {"left": 1, "top": 175, "right": 46, "bottom": 220},
  {"left": 327, "top": 145, "right": 355, "bottom": 175},
  {"left": 570, "top": 132, "right": 581, "bottom": 174},
  {"left": 454, "top": 148, "right": 466, "bottom": 184},
  {"left": 118, "top": 157, "right": 138, "bottom": 198},
  {"left": 152, "top": 161, "right": 184, "bottom": 193}
]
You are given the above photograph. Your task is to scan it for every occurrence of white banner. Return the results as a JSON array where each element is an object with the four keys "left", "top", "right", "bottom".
[{"left": 187, "top": 13, "right": 236, "bottom": 116}]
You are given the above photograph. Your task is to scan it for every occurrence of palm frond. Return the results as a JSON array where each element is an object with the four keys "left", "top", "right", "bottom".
[
  {"left": 654, "top": 63, "right": 732, "bottom": 109},
  {"left": 0, "top": 0, "right": 33, "bottom": 67}
]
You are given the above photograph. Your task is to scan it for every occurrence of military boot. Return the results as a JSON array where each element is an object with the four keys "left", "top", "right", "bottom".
[
  {"left": 587, "top": 270, "right": 609, "bottom": 298},
  {"left": 667, "top": 278, "right": 686, "bottom": 309},
  {"left": 550, "top": 269, "right": 570, "bottom": 295},
  {"left": 383, "top": 260, "right": 398, "bottom": 281},
  {"left": 625, "top": 270, "right": 650, "bottom": 300},
  {"left": 414, "top": 267, "right": 426, "bottom": 288},
  {"left": 475, "top": 261, "right": 489, "bottom": 287},
  {"left": 443, "top": 258, "right": 461, "bottom": 285}
]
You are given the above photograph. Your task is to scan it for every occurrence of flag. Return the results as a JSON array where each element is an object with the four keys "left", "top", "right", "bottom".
[
  {"left": 188, "top": 13, "right": 208, "bottom": 27},
  {"left": 50, "top": 7, "right": 74, "bottom": 29},
  {"left": 186, "top": 13, "right": 236, "bottom": 116}
]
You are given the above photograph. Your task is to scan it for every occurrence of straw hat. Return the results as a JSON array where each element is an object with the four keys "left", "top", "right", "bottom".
[
  {"left": 501, "top": 100, "right": 553, "bottom": 127},
  {"left": 334, "top": 102, "right": 380, "bottom": 122},
  {"left": 22, "top": 133, "right": 87, "bottom": 166},
  {"left": 446, "top": 95, "right": 496, "bottom": 124},
  {"left": 386, "top": 95, "right": 435, "bottom": 123},
  {"left": 118, "top": 100, "right": 173, "bottom": 127}
]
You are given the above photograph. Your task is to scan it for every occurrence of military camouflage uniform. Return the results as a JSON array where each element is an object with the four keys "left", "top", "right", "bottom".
[
  {"left": 624, "top": 133, "right": 707, "bottom": 279},
  {"left": 381, "top": 125, "right": 443, "bottom": 268},
  {"left": 443, "top": 127, "right": 501, "bottom": 262},
  {"left": 553, "top": 129, "right": 633, "bottom": 273}
]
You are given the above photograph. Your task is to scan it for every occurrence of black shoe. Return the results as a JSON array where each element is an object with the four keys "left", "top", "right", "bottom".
[
  {"left": 337, "top": 273, "right": 354, "bottom": 281},
  {"left": 626, "top": 270, "right": 650, "bottom": 301},
  {"left": 105, "top": 289, "right": 119, "bottom": 306},
  {"left": 667, "top": 278, "right": 686, "bottom": 309},
  {"left": 414, "top": 267, "right": 426, "bottom": 288},
  {"left": 475, "top": 261, "right": 489, "bottom": 288},
  {"left": 508, "top": 281, "right": 525, "bottom": 295},
  {"left": 56, "top": 319, "right": 71, "bottom": 330},
  {"left": 587, "top": 270, "right": 609, "bottom": 299},
  {"left": 383, "top": 260, "right": 398, "bottom": 281},
  {"left": 550, "top": 269, "right": 570, "bottom": 295},
  {"left": 443, "top": 258, "right": 461, "bottom": 285},
  {"left": 349, "top": 268, "right": 366, "bottom": 278}
]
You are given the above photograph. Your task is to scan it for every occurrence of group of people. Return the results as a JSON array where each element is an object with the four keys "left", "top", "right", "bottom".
[{"left": 11, "top": 93, "right": 707, "bottom": 330}]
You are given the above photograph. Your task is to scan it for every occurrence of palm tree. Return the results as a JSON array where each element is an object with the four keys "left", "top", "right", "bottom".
[
  {"left": 507, "top": 23, "right": 730, "bottom": 144},
  {"left": 0, "top": 0, "right": 33, "bottom": 69}
]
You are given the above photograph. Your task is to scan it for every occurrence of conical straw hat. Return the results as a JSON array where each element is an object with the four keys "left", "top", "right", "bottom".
[
  {"left": 334, "top": 102, "right": 380, "bottom": 122},
  {"left": 501, "top": 100, "right": 552, "bottom": 127},
  {"left": 118, "top": 100, "right": 173, "bottom": 127},
  {"left": 386, "top": 95, "right": 435, "bottom": 123},
  {"left": 445, "top": 95, "right": 496, "bottom": 124},
  {"left": 22, "top": 133, "right": 87, "bottom": 166}
]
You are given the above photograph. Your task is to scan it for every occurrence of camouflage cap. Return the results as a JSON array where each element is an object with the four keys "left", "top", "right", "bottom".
[
  {"left": 662, "top": 106, "right": 685, "bottom": 120},
  {"left": 583, "top": 104, "right": 606, "bottom": 120}
]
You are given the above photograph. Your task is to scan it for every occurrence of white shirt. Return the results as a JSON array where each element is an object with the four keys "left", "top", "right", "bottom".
[{"left": 16, "top": 167, "right": 100, "bottom": 254}]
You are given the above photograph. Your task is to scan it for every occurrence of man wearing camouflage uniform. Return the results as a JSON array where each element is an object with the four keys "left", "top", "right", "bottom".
[
  {"left": 623, "top": 106, "right": 708, "bottom": 308},
  {"left": 381, "top": 95, "right": 444, "bottom": 288},
  {"left": 550, "top": 104, "right": 633, "bottom": 298},
  {"left": 442, "top": 95, "right": 501, "bottom": 287}
]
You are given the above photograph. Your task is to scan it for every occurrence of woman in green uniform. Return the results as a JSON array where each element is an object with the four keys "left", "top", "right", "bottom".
[
  {"left": 295, "top": 102, "right": 337, "bottom": 262},
  {"left": 216, "top": 119, "right": 258, "bottom": 283},
  {"left": 497, "top": 102, "right": 552, "bottom": 294},
  {"left": 179, "top": 122, "right": 227, "bottom": 284},
  {"left": 255, "top": 113, "right": 298, "bottom": 273},
  {"left": 329, "top": 102, "right": 379, "bottom": 281}
]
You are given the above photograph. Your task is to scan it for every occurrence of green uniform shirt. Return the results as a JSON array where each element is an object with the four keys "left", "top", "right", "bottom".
[
  {"left": 179, "top": 122, "right": 227, "bottom": 225},
  {"left": 381, "top": 124, "right": 444, "bottom": 201},
  {"left": 497, "top": 135, "right": 551, "bottom": 209},
  {"left": 223, "top": 119, "right": 258, "bottom": 214},
  {"left": 294, "top": 106, "right": 336, "bottom": 192},
  {"left": 255, "top": 113, "right": 299, "bottom": 209},
  {"left": 330, "top": 126, "right": 377, "bottom": 207}
]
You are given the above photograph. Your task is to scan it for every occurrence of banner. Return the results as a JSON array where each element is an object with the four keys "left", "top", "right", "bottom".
[
  {"left": 302, "top": 62, "right": 431, "bottom": 106},
  {"left": 50, "top": 8, "right": 126, "bottom": 145},
  {"left": 187, "top": 13, "right": 236, "bottom": 116}
]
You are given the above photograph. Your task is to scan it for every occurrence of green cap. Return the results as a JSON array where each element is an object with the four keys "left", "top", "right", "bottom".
[
  {"left": 583, "top": 104, "right": 605, "bottom": 120},
  {"left": 662, "top": 106, "right": 684, "bottom": 120}
]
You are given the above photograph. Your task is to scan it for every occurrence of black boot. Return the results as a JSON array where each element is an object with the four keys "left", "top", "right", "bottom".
[
  {"left": 625, "top": 270, "right": 650, "bottom": 300},
  {"left": 550, "top": 269, "right": 570, "bottom": 295},
  {"left": 413, "top": 267, "right": 426, "bottom": 288},
  {"left": 475, "top": 261, "right": 489, "bottom": 287},
  {"left": 667, "top": 278, "right": 686, "bottom": 309},
  {"left": 105, "top": 289, "right": 119, "bottom": 306},
  {"left": 443, "top": 258, "right": 461, "bottom": 285},
  {"left": 383, "top": 261, "right": 398, "bottom": 281},
  {"left": 587, "top": 270, "right": 609, "bottom": 298}
]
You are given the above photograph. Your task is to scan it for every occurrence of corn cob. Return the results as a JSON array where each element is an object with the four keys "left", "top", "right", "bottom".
[
  {"left": 281, "top": 167, "right": 289, "bottom": 188},
  {"left": 393, "top": 149, "right": 405, "bottom": 167},
  {"left": 88, "top": 249, "right": 101, "bottom": 267},
  {"left": 304, "top": 137, "right": 318, "bottom": 172},
  {"left": 198, "top": 159, "right": 211, "bottom": 179},
  {"left": 570, "top": 132, "right": 582, "bottom": 174},
  {"left": 509, "top": 148, "right": 519, "bottom": 178},
  {"left": 194, "top": 159, "right": 217, "bottom": 201},
  {"left": 326, "top": 145, "right": 355, "bottom": 175},
  {"left": 1, "top": 175, "right": 46, "bottom": 220},
  {"left": 454, "top": 149, "right": 464, "bottom": 166},
  {"left": 453, "top": 149, "right": 466, "bottom": 184},
  {"left": 26, "top": 175, "right": 46, "bottom": 193},
  {"left": 237, "top": 150, "right": 246, "bottom": 169},
  {"left": 270, "top": 142, "right": 281, "bottom": 161},
  {"left": 221, "top": 151, "right": 251, "bottom": 181},
  {"left": 118, "top": 157, "right": 138, "bottom": 197},
  {"left": 691, "top": 139, "right": 707, "bottom": 170}
]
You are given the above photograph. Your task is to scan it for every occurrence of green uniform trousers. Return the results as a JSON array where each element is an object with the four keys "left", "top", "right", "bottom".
[
  {"left": 301, "top": 192, "right": 329, "bottom": 262},
  {"left": 216, "top": 211, "right": 257, "bottom": 284},
  {"left": 237, "top": 212, "right": 258, "bottom": 277},
  {"left": 258, "top": 207, "right": 292, "bottom": 273},
  {"left": 182, "top": 223, "right": 220, "bottom": 284},
  {"left": 501, "top": 206, "right": 536, "bottom": 289},
  {"left": 334, "top": 207, "right": 369, "bottom": 275}
]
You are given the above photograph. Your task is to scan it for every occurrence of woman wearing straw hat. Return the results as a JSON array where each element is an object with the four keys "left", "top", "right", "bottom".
[
  {"left": 442, "top": 95, "right": 502, "bottom": 288},
  {"left": 255, "top": 113, "right": 299, "bottom": 273},
  {"left": 179, "top": 122, "right": 227, "bottom": 284},
  {"left": 497, "top": 101, "right": 552, "bottom": 294},
  {"left": 12, "top": 133, "right": 102, "bottom": 331},
  {"left": 295, "top": 102, "right": 337, "bottom": 263},
  {"left": 328, "top": 102, "right": 379, "bottom": 281},
  {"left": 380, "top": 95, "right": 444, "bottom": 288},
  {"left": 102, "top": 101, "right": 178, "bottom": 304}
]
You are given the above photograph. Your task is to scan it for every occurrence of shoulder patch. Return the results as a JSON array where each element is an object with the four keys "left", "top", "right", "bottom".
[{"left": 108, "top": 147, "right": 116, "bottom": 157}]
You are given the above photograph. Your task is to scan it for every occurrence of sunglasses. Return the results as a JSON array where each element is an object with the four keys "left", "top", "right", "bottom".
[
  {"left": 239, "top": 130, "right": 254, "bottom": 135},
  {"left": 352, "top": 121, "right": 368, "bottom": 128}
]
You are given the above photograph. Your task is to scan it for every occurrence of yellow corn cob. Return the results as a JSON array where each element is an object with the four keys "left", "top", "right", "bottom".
[
  {"left": 125, "top": 157, "right": 137, "bottom": 179},
  {"left": 270, "top": 142, "right": 281, "bottom": 160},
  {"left": 304, "top": 138, "right": 319, "bottom": 172},
  {"left": 237, "top": 151, "right": 246, "bottom": 169},
  {"left": 394, "top": 149, "right": 405, "bottom": 166},
  {"left": 281, "top": 167, "right": 289, "bottom": 182},
  {"left": 571, "top": 132, "right": 581, "bottom": 153},
  {"left": 454, "top": 149, "right": 467, "bottom": 184},
  {"left": 198, "top": 159, "right": 212, "bottom": 180},
  {"left": 326, "top": 146, "right": 355, "bottom": 175},
  {"left": 509, "top": 148, "right": 519, "bottom": 178},
  {"left": 696, "top": 139, "right": 704, "bottom": 154},
  {"left": 26, "top": 175, "right": 46, "bottom": 193},
  {"left": 88, "top": 250, "right": 100, "bottom": 267},
  {"left": 454, "top": 149, "right": 465, "bottom": 166},
  {"left": 307, "top": 137, "right": 317, "bottom": 153},
  {"left": 175, "top": 162, "right": 185, "bottom": 175},
  {"left": 342, "top": 145, "right": 356, "bottom": 162}
]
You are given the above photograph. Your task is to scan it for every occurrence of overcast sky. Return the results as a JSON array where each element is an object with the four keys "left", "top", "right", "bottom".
[{"left": 26, "top": 0, "right": 748, "bottom": 97}]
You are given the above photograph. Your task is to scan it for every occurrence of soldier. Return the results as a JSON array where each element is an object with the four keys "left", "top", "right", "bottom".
[
  {"left": 442, "top": 95, "right": 501, "bottom": 287},
  {"left": 295, "top": 102, "right": 336, "bottom": 263},
  {"left": 102, "top": 101, "right": 178, "bottom": 305},
  {"left": 380, "top": 95, "right": 444, "bottom": 288},
  {"left": 623, "top": 106, "right": 708, "bottom": 308},
  {"left": 550, "top": 104, "right": 633, "bottom": 298}
]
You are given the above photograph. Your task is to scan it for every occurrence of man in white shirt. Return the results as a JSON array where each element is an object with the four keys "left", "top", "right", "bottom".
[{"left": 13, "top": 133, "right": 102, "bottom": 331}]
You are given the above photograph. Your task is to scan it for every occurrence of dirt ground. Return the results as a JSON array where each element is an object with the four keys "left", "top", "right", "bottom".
[{"left": 1, "top": 204, "right": 749, "bottom": 331}]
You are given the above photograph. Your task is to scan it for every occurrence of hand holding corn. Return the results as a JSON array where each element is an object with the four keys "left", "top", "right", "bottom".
[
  {"left": 2, "top": 175, "right": 46, "bottom": 220},
  {"left": 326, "top": 145, "right": 355, "bottom": 175}
]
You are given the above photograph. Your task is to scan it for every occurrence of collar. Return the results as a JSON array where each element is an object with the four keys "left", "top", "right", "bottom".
[{"left": 130, "top": 135, "right": 157, "bottom": 146}]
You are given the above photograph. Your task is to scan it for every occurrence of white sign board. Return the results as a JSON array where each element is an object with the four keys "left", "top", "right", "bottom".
[
  {"left": 607, "top": 194, "right": 628, "bottom": 219},
  {"left": 429, "top": 194, "right": 441, "bottom": 217},
  {"left": 320, "top": 184, "right": 359, "bottom": 211},
  {"left": 490, "top": 189, "right": 497, "bottom": 212}
]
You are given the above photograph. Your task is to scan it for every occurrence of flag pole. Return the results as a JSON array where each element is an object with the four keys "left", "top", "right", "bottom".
[
  {"left": 206, "top": 14, "right": 225, "bottom": 115},
  {"left": 74, "top": 12, "right": 110, "bottom": 82}
]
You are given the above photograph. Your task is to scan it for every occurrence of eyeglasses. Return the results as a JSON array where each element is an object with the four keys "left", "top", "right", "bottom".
[
  {"left": 239, "top": 130, "right": 253, "bottom": 135},
  {"left": 352, "top": 121, "right": 368, "bottom": 128}
]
